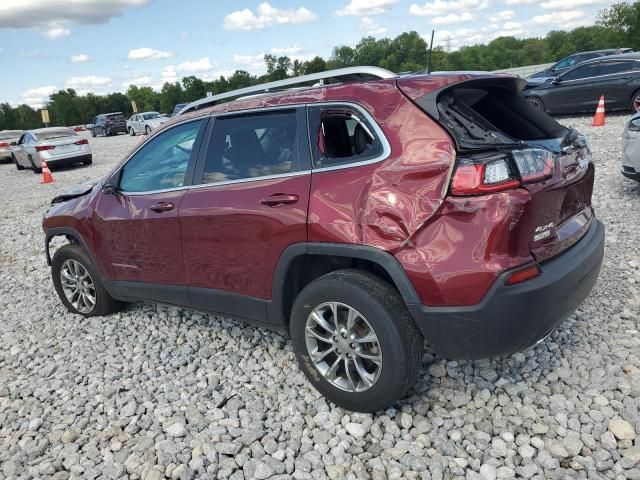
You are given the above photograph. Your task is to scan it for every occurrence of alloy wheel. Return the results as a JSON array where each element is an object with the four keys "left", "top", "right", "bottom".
[
  {"left": 60, "top": 259, "right": 96, "bottom": 314},
  {"left": 304, "top": 302, "right": 382, "bottom": 392},
  {"left": 633, "top": 92, "right": 640, "bottom": 113}
]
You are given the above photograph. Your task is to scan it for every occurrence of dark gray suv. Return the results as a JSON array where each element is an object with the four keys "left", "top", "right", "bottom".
[{"left": 89, "top": 113, "right": 127, "bottom": 137}]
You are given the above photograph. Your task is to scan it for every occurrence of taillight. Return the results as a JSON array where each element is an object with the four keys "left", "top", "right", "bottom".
[
  {"left": 35, "top": 145, "right": 55, "bottom": 152},
  {"left": 451, "top": 155, "right": 520, "bottom": 196},
  {"left": 0, "top": 142, "right": 9, "bottom": 148},
  {"left": 74, "top": 139, "right": 88, "bottom": 145},
  {"left": 512, "top": 148, "right": 554, "bottom": 183},
  {"left": 505, "top": 264, "right": 541, "bottom": 286}
]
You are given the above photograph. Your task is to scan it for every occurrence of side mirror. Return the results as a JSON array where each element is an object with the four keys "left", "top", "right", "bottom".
[
  {"left": 102, "top": 169, "right": 123, "bottom": 194},
  {"left": 10, "top": 141, "right": 17, "bottom": 146},
  {"left": 551, "top": 76, "right": 560, "bottom": 85}
]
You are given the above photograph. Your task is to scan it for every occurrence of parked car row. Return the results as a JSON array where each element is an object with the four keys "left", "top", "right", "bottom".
[
  {"left": 525, "top": 51, "right": 640, "bottom": 115},
  {"left": 9, "top": 128, "right": 92, "bottom": 173}
]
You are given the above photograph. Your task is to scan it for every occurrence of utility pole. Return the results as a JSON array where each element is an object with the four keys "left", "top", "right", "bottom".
[
  {"left": 445, "top": 36, "right": 452, "bottom": 53},
  {"left": 427, "top": 29, "right": 435, "bottom": 74}
]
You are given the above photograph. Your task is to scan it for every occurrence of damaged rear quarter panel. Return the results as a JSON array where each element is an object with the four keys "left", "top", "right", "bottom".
[{"left": 307, "top": 82, "right": 455, "bottom": 262}]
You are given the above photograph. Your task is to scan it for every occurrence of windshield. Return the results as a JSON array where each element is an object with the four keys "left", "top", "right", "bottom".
[
  {"left": 142, "top": 112, "right": 164, "bottom": 120},
  {"left": 37, "top": 129, "right": 76, "bottom": 141},
  {"left": 0, "top": 131, "right": 22, "bottom": 140}
]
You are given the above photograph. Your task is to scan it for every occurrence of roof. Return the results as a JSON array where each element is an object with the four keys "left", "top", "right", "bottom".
[{"left": 578, "top": 52, "right": 640, "bottom": 64}]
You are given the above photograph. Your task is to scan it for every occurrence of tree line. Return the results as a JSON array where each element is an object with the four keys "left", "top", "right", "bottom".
[{"left": 1, "top": 0, "right": 638, "bottom": 130}]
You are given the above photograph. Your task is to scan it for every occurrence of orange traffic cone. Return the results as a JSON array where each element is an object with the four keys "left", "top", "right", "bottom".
[
  {"left": 592, "top": 95, "right": 606, "bottom": 127},
  {"left": 41, "top": 159, "right": 54, "bottom": 184}
]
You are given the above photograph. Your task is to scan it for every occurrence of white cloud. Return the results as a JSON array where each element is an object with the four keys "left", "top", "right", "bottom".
[
  {"left": 177, "top": 57, "right": 217, "bottom": 73},
  {"left": 540, "top": 0, "right": 604, "bottom": 9},
  {"left": 21, "top": 85, "right": 57, "bottom": 108},
  {"left": 271, "top": 45, "right": 305, "bottom": 55},
  {"left": 410, "top": 0, "right": 490, "bottom": 16},
  {"left": 122, "top": 76, "right": 152, "bottom": 88},
  {"left": 70, "top": 54, "right": 90, "bottom": 63},
  {"left": 432, "top": 12, "right": 474, "bottom": 25},
  {"left": 65, "top": 75, "right": 112, "bottom": 95},
  {"left": 128, "top": 47, "right": 173, "bottom": 61},
  {"left": 504, "top": 0, "right": 536, "bottom": 4},
  {"left": 532, "top": 10, "right": 585, "bottom": 25},
  {"left": 162, "top": 65, "right": 178, "bottom": 83},
  {"left": 223, "top": 2, "right": 318, "bottom": 31},
  {"left": 360, "top": 17, "right": 387, "bottom": 35},
  {"left": 487, "top": 10, "right": 515, "bottom": 23},
  {"left": 233, "top": 53, "right": 265, "bottom": 65},
  {"left": 44, "top": 25, "right": 70, "bottom": 38},
  {"left": 336, "top": 0, "right": 398, "bottom": 16},
  {"left": 0, "top": 0, "right": 149, "bottom": 37},
  {"left": 502, "top": 21, "right": 522, "bottom": 30}
]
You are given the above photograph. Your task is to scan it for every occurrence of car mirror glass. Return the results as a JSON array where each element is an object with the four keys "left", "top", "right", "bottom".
[{"left": 10, "top": 142, "right": 16, "bottom": 146}]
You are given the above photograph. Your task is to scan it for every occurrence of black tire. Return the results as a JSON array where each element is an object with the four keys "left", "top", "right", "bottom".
[
  {"left": 91, "top": 129, "right": 96, "bottom": 138},
  {"left": 290, "top": 270, "right": 423, "bottom": 413},
  {"left": 129, "top": 127, "right": 135, "bottom": 136},
  {"left": 51, "top": 243, "right": 123, "bottom": 317},
  {"left": 83, "top": 156, "right": 93, "bottom": 166},
  {"left": 145, "top": 126, "right": 152, "bottom": 135},
  {"left": 630, "top": 89, "right": 640, "bottom": 113},
  {"left": 105, "top": 128, "right": 111, "bottom": 137},
  {"left": 29, "top": 156, "right": 41, "bottom": 174},
  {"left": 13, "top": 154, "right": 24, "bottom": 171},
  {"left": 527, "top": 96, "right": 545, "bottom": 112}
]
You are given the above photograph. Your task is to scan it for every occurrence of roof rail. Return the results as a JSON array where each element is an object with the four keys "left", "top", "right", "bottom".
[{"left": 177, "top": 66, "right": 396, "bottom": 116}]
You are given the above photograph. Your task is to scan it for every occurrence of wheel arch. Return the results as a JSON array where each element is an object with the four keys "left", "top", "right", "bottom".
[
  {"left": 269, "top": 243, "right": 420, "bottom": 329},
  {"left": 45, "top": 227, "right": 97, "bottom": 269}
]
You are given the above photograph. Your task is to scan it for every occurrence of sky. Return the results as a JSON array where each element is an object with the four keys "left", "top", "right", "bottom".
[{"left": 0, "top": 0, "right": 618, "bottom": 108}]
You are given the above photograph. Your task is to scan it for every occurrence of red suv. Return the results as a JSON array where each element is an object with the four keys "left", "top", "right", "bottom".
[{"left": 43, "top": 68, "right": 604, "bottom": 412}]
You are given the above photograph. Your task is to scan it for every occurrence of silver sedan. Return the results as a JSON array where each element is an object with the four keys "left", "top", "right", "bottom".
[
  {"left": 126, "top": 112, "right": 169, "bottom": 136},
  {"left": 0, "top": 130, "right": 24, "bottom": 161},
  {"left": 12, "top": 128, "right": 92, "bottom": 173},
  {"left": 621, "top": 113, "right": 640, "bottom": 182}
]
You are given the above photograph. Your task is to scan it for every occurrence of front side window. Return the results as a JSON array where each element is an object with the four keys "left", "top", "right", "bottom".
[
  {"left": 553, "top": 55, "right": 578, "bottom": 71},
  {"left": 201, "top": 110, "right": 303, "bottom": 184},
  {"left": 119, "top": 119, "right": 204, "bottom": 193},
  {"left": 561, "top": 63, "right": 600, "bottom": 81},
  {"left": 308, "top": 105, "right": 384, "bottom": 169}
]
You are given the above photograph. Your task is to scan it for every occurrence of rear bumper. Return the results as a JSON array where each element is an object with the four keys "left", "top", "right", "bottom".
[
  {"left": 409, "top": 219, "right": 605, "bottom": 360},
  {"left": 47, "top": 154, "right": 92, "bottom": 167},
  {"left": 0, "top": 149, "right": 11, "bottom": 160}
]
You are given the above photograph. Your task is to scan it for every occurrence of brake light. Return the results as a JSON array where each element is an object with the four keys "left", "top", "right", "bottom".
[
  {"left": 512, "top": 148, "right": 555, "bottom": 183},
  {"left": 0, "top": 142, "right": 9, "bottom": 148},
  {"left": 74, "top": 139, "right": 88, "bottom": 145},
  {"left": 451, "top": 157, "right": 520, "bottom": 196},
  {"left": 505, "top": 264, "right": 541, "bottom": 285},
  {"left": 35, "top": 145, "right": 55, "bottom": 152}
]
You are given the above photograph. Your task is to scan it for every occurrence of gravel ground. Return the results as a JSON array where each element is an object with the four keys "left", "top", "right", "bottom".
[{"left": 0, "top": 117, "right": 639, "bottom": 480}]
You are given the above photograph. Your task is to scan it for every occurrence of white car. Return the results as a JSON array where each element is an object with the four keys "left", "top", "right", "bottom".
[
  {"left": 0, "top": 130, "right": 24, "bottom": 161},
  {"left": 621, "top": 113, "right": 640, "bottom": 182},
  {"left": 12, "top": 128, "right": 92, "bottom": 173},
  {"left": 126, "top": 112, "right": 169, "bottom": 136}
]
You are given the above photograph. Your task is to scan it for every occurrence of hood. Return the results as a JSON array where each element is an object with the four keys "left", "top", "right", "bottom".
[
  {"left": 528, "top": 70, "right": 552, "bottom": 79},
  {"left": 51, "top": 178, "right": 105, "bottom": 204}
]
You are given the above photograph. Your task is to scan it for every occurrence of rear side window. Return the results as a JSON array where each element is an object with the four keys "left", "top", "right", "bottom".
[
  {"left": 201, "top": 109, "right": 305, "bottom": 184},
  {"left": 599, "top": 60, "right": 634, "bottom": 75},
  {"left": 562, "top": 63, "right": 600, "bottom": 80},
  {"left": 308, "top": 105, "right": 384, "bottom": 169}
]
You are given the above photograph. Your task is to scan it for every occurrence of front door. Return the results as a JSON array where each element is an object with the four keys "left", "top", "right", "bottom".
[
  {"left": 550, "top": 62, "right": 601, "bottom": 114},
  {"left": 92, "top": 117, "right": 207, "bottom": 302},
  {"left": 179, "top": 108, "right": 311, "bottom": 320}
]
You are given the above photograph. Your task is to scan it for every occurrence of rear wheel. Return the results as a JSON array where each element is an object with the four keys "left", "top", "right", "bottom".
[
  {"left": 290, "top": 270, "right": 423, "bottom": 413},
  {"left": 29, "top": 156, "right": 42, "bottom": 174},
  {"left": 527, "top": 96, "right": 545, "bottom": 112},
  {"left": 630, "top": 90, "right": 640, "bottom": 113},
  {"left": 13, "top": 154, "right": 24, "bottom": 171},
  {"left": 91, "top": 129, "right": 96, "bottom": 138},
  {"left": 145, "top": 126, "right": 152, "bottom": 135},
  {"left": 51, "top": 243, "right": 123, "bottom": 317},
  {"left": 83, "top": 156, "right": 93, "bottom": 166}
]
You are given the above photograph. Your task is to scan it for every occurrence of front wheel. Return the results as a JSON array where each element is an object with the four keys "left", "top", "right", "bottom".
[
  {"left": 129, "top": 127, "right": 135, "bottom": 136},
  {"left": 526, "top": 96, "right": 545, "bottom": 112},
  {"left": 630, "top": 90, "right": 640, "bottom": 113},
  {"left": 290, "top": 270, "right": 424, "bottom": 413},
  {"left": 145, "top": 126, "right": 152, "bottom": 135},
  {"left": 51, "top": 243, "right": 123, "bottom": 317}
]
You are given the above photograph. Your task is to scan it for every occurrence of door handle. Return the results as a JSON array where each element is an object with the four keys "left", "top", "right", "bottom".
[
  {"left": 260, "top": 194, "right": 299, "bottom": 207},
  {"left": 149, "top": 201, "right": 175, "bottom": 212}
]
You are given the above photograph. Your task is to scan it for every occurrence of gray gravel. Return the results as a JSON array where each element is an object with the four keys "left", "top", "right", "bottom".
[{"left": 1, "top": 117, "right": 639, "bottom": 480}]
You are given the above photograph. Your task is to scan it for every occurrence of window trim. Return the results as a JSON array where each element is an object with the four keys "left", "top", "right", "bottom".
[
  {"left": 104, "top": 116, "right": 209, "bottom": 196},
  {"left": 308, "top": 102, "right": 391, "bottom": 173}
]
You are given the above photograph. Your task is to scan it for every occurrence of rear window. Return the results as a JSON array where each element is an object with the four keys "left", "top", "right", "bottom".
[
  {"left": 106, "top": 114, "right": 125, "bottom": 121},
  {"left": 37, "top": 129, "right": 76, "bottom": 140}
]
